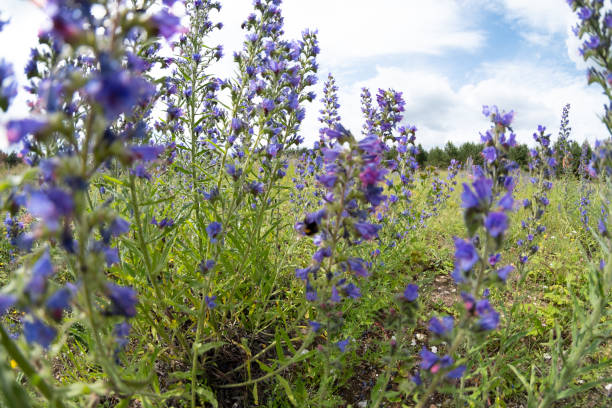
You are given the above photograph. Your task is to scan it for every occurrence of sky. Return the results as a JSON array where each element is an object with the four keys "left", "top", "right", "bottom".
[{"left": 0, "top": 0, "right": 609, "bottom": 151}]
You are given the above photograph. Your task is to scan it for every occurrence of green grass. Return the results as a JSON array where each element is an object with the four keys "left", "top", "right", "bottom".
[{"left": 0, "top": 164, "right": 610, "bottom": 408}]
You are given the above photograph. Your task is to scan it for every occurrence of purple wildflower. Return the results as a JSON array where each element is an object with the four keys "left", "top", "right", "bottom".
[
  {"left": 484, "top": 212, "right": 509, "bottom": 238},
  {"left": 46, "top": 286, "right": 74, "bottom": 321},
  {"left": 149, "top": 9, "right": 185, "bottom": 39},
  {"left": 106, "top": 284, "right": 138, "bottom": 318},
  {"left": 130, "top": 145, "right": 166, "bottom": 162},
  {"left": 199, "top": 259, "right": 216, "bottom": 274},
  {"left": 496, "top": 265, "right": 514, "bottom": 281},
  {"left": 6, "top": 118, "right": 47, "bottom": 145},
  {"left": 403, "top": 284, "right": 419, "bottom": 302},
  {"left": 343, "top": 283, "right": 361, "bottom": 299},
  {"left": 25, "top": 250, "right": 55, "bottom": 302},
  {"left": 461, "top": 178, "right": 492, "bottom": 209},
  {"left": 110, "top": 217, "right": 130, "bottom": 237},
  {"left": 354, "top": 222, "right": 381, "bottom": 240},
  {"left": 205, "top": 295, "right": 217, "bottom": 309},
  {"left": 336, "top": 338, "right": 350, "bottom": 352},
  {"left": 24, "top": 318, "right": 57, "bottom": 349},
  {"left": 446, "top": 365, "right": 466, "bottom": 379},
  {"left": 419, "top": 347, "right": 439, "bottom": 371},
  {"left": 114, "top": 322, "right": 131, "bottom": 350},
  {"left": 331, "top": 285, "right": 341, "bottom": 302},
  {"left": 0, "top": 59, "right": 17, "bottom": 112},
  {"left": 429, "top": 316, "right": 454, "bottom": 337},
  {"left": 454, "top": 238, "right": 479, "bottom": 272},
  {"left": 578, "top": 7, "right": 593, "bottom": 20},
  {"left": 347, "top": 258, "right": 369, "bottom": 277},
  {"left": 476, "top": 299, "right": 500, "bottom": 331},
  {"left": 206, "top": 221, "right": 222, "bottom": 243},
  {"left": 482, "top": 146, "right": 497, "bottom": 163},
  {"left": 86, "top": 64, "right": 155, "bottom": 121},
  {"left": 309, "top": 321, "right": 322, "bottom": 332}
]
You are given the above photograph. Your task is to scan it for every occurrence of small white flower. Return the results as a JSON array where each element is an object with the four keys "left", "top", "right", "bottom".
[
  {"left": 543, "top": 353, "right": 551, "bottom": 360},
  {"left": 431, "top": 346, "right": 438, "bottom": 354}
]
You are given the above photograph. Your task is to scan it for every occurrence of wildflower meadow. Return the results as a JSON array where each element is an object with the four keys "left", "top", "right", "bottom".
[{"left": 0, "top": 0, "right": 612, "bottom": 407}]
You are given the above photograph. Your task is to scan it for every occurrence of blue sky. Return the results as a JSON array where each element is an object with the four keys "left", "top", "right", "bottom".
[{"left": 0, "top": 0, "right": 608, "bottom": 150}]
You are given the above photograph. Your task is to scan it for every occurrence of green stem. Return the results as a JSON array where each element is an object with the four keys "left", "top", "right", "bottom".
[
  {"left": 190, "top": 268, "right": 212, "bottom": 408},
  {"left": 128, "top": 176, "right": 163, "bottom": 302},
  {"left": 537, "top": 252, "right": 610, "bottom": 408},
  {"left": 0, "top": 324, "right": 67, "bottom": 408},
  {"left": 217, "top": 334, "right": 314, "bottom": 389}
]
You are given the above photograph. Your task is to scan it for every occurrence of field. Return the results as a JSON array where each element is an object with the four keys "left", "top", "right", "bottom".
[
  {"left": 1, "top": 159, "right": 611, "bottom": 407},
  {"left": 1, "top": 0, "right": 612, "bottom": 407}
]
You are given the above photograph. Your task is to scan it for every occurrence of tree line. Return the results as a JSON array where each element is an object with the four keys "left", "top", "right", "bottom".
[{"left": 418, "top": 139, "right": 591, "bottom": 175}]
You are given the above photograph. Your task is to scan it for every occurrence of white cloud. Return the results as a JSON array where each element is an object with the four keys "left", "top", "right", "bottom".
[
  {"left": 0, "top": 1, "right": 48, "bottom": 150},
  {"left": 205, "top": 0, "right": 488, "bottom": 147},
  {"left": 210, "top": 0, "right": 485, "bottom": 68},
  {"left": 489, "top": 0, "right": 595, "bottom": 72},
  {"left": 496, "top": 0, "right": 573, "bottom": 36},
  {"left": 317, "top": 63, "right": 608, "bottom": 149}
]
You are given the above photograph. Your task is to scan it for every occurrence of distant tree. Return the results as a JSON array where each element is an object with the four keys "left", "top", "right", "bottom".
[
  {"left": 458, "top": 142, "right": 484, "bottom": 166},
  {"left": 566, "top": 140, "right": 582, "bottom": 176},
  {"left": 444, "top": 141, "right": 459, "bottom": 160},
  {"left": 427, "top": 147, "right": 449, "bottom": 168},
  {"left": 0, "top": 151, "right": 20, "bottom": 167},
  {"left": 509, "top": 144, "right": 529, "bottom": 169},
  {"left": 416, "top": 143, "right": 428, "bottom": 167},
  {"left": 6, "top": 152, "right": 20, "bottom": 167}
]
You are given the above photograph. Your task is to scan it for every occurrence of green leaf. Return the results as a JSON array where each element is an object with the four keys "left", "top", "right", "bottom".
[
  {"left": 507, "top": 364, "right": 531, "bottom": 393},
  {"left": 61, "top": 381, "right": 107, "bottom": 398},
  {"left": 194, "top": 341, "right": 225, "bottom": 356},
  {"left": 102, "top": 174, "right": 127, "bottom": 186},
  {"left": 275, "top": 329, "right": 286, "bottom": 363},
  {"left": 276, "top": 375, "right": 297, "bottom": 407},
  {"left": 115, "top": 400, "right": 130, "bottom": 408},
  {"left": 196, "top": 386, "right": 219, "bottom": 408},
  {"left": 556, "top": 377, "right": 612, "bottom": 400}
]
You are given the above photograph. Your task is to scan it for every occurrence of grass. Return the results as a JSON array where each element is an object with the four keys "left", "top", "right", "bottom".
[{"left": 0, "top": 163, "right": 610, "bottom": 407}]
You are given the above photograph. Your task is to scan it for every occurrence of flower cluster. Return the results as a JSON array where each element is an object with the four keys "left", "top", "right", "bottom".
[
  {"left": 0, "top": 11, "right": 16, "bottom": 111},
  {"left": 556, "top": 104, "right": 573, "bottom": 173},
  {"left": 516, "top": 125, "right": 556, "bottom": 268},
  {"left": 288, "top": 150, "right": 321, "bottom": 217},
  {"left": 295, "top": 125, "right": 388, "bottom": 349},
  {"left": 424, "top": 159, "right": 460, "bottom": 217},
  {"left": 0, "top": 0, "right": 179, "bottom": 399},
  {"left": 414, "top": 106, "right": 519, "bottom": 402},
  {"left": 158, "top": 0, "right": 223, "bottom": 143},
  {"left": 567, "top": 0, "right": 612, "bottom": 133},
  {"left": 360, "top": 87, "right": 419, "bottom": 238},
  {"left": 318, "top": 73, "right": 341, "bottom": 147},
  {"left": 0, "top": 58, "right": 16, "bottom": 112},
  {"left": 578, "top": 142, "right": 595, "bottom": 230}
]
